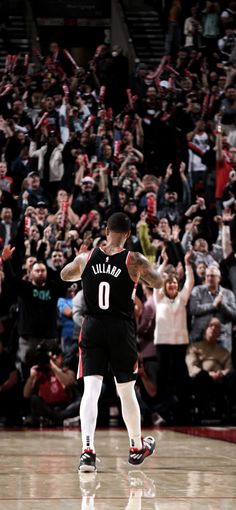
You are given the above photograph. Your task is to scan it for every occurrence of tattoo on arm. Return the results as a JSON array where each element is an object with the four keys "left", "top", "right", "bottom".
[{"left": 129, "top": 252, "right": 163, "bottom": 289}]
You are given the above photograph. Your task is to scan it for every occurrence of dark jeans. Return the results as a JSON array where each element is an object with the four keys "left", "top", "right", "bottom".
[
  {"left": 156, "top": 344, "right": 188, "bottom": 397},
  {"left": 0, "top": 387, "right": 22, "bottom": 425},
  {"left": 191, "top": 369, "right": 236, "bottom": 416},
  {"left": 30, "top": 394, "right": 81, "bottom": 425},
  {"left": 155, "top": 344, "right": 189, "bottom": 422}
]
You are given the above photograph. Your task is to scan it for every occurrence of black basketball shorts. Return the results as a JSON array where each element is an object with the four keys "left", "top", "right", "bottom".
[{"left": 77, "top": 315, "right": 138, "bottom": 383}]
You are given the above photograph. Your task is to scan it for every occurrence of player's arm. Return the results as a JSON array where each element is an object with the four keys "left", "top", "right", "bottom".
[
  {"left": 128, "top": 252, "right": 163, "bottom": 289},
  {"left": 60, "top": 253, "right": 87, "bottom": 282}
]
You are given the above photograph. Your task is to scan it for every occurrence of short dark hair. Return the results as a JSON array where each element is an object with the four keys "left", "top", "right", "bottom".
[
  {"left": 32, "top": 260, "right": 47, "bottom": 269},
  {"left": 107, "top": 212, "right": 131, "bottom": 233}
]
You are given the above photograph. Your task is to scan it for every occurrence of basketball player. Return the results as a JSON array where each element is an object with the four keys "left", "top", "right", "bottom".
[{"left": 60, "top": 212, "right": 163, "bottom": 472}]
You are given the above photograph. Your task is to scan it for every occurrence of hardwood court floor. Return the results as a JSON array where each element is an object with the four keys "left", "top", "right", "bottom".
[{"left": 0, "top": 427, "right": 236, "bottom": 509}]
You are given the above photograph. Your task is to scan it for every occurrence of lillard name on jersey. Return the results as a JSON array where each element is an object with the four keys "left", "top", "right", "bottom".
[{"left": 91, "top": 263, "right": 121, "bottom": 278}]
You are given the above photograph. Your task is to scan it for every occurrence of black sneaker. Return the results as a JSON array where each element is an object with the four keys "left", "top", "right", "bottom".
[
  {"left": 128, "top": 436, "right": 156, "bottom": 466},
  {"left": 78, "top": 449, "right": 96, "bottom": 472}
]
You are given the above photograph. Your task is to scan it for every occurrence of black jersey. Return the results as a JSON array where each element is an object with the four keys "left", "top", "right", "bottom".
[{"left": 81, "top": 247, "right": 136, "bottom": 318}]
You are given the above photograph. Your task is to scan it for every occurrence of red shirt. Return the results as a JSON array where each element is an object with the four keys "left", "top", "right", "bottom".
[
  {"left": 0, "top": 176, "right": 13, "bottom": 193},
  {"left": 215, "top": 151, "right": 232, "bottom": 199},
  {"left": 37, "top": 369, "right": 72, "bottom": 405}
]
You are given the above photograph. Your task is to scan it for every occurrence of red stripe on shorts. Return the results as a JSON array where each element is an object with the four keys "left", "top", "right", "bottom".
[
  {"left": 77, "top": 318, "right": 85, "bottom": 379},
  {"left": 77, "top": 345, "right": 83, "bottom": 379}
]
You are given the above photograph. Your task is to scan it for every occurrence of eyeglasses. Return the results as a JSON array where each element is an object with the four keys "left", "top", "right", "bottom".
[{"left": 206, "top": 274, "right": 219, "bottom": 277}]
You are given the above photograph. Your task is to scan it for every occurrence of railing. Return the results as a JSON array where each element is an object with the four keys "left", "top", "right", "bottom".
[
  {"left": 111, "top": 0, "right": 137, "bottom": 74},
  {"left": 23, "top": 0, "right": 41, "bottom": 55}
]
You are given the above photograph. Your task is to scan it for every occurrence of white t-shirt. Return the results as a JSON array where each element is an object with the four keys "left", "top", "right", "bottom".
[
  {"left": 188, "top": 132, "right": 210, "bottom": 173},
  {"left": 154, "top": 266, "right": 194, "bottom": 345}
]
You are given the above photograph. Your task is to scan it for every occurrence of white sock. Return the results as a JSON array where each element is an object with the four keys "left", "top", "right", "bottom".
[
  {"left": 115, "top": 379, "right": 142, "bottom": 450},
  {"left": 80, "top": 375, "right": 103, "bottom": 453}
]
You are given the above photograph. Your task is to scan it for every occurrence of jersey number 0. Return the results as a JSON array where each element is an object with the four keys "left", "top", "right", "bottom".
[{"left": 98, "top": 281, "right": 110, "bottom": 310}]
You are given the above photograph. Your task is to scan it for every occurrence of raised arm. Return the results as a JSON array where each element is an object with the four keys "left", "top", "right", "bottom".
[
  {"left": 128, "top": 251, "right": 163, "bottom": 289},
  {"left": 60, "top": 252, "right": 88, "bottom": 282},
  {"left": 222, "top": 210, "right": 233, "bottom": 259},
  {"left": 216, "top": 124, "right": 223, "bottom": 163},
  {"left": 181, "top": 251, "right": 195, "bottom": 303}
]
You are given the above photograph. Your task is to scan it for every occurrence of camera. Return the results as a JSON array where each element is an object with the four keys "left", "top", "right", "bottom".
[{"left": 34, "top": 343, "right": 50, "bottom": 372}]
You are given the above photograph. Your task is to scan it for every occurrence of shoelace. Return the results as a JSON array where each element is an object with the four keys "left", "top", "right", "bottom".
[
  {"left": 130, "top": 437, "right": 153, "bottom": 454},
  {"left": 143, "top": 437, "right": 154, "bottom": 449}
]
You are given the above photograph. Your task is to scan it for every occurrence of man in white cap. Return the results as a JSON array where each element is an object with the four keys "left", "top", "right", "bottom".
[{"left": 72, "top": 175, "right": 104, "bottom": 216}]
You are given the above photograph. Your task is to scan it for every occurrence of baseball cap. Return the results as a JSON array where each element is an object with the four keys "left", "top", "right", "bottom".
[
  {"left": 160, "top": 80, "right": 170, "bottom": 89},
  {"left": 28, "top": 171, "right": 39, "bottom": 178},
  {"left": 36, "top": 201, "right": 47, "bottom": 208},
  {"left": 81, "top": 176, "right": 95, "bottom": 185}
]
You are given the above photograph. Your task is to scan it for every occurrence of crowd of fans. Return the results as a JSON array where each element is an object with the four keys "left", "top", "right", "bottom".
[{"left": 0, "top": 0, "right": 236, "bottom": 427}]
